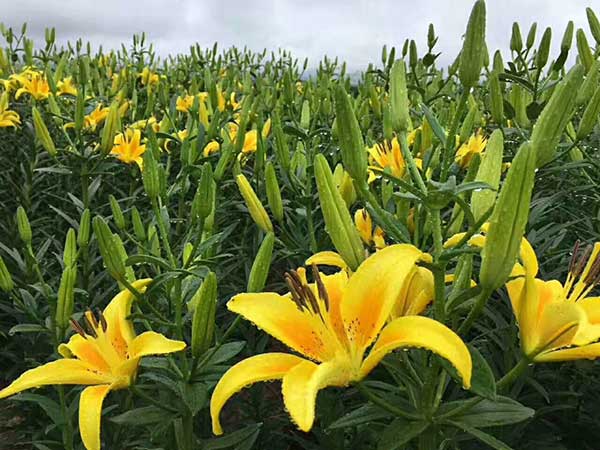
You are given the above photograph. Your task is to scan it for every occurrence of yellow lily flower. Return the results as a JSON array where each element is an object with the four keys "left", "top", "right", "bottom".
[
  {"left": 455, "top": 130, "right": 487, "bottom": 168},
  {"left": 203, "top": 140, "right": 221, "bottom": 157},
  {"left": 354, "top": 208, "right": 386, "bottom": 250},
  {"left": 176, "top": 93, "right": 208, "bottom": 113},
  {"left": 139, "top": 67, "right": 159, "bottom": 86},
  {"left": 0, "top": 92, "right": 20, "bottom": 128},
  {"left": 216, "top": 85, "right": 241, "bottom": 112},
  {"left": 0, "top": 279, "right": 186, "bottom": 450},
  {"left": 110, "top": 129, "right": 146, "bottom": 169},
  {"left": 14, "top": 71, "right": 50, "bottom": 101},
  {"left": 210, "top": 245, "right": 471, "bottom": 434},
  {"left": 506, "top": 241, "right": 600, "bottom": 362},
  {"left": 85, "top": 104, "right": 110, "bottom": 131},
  {"left": 57, "top": 76, "right": 78, "bottom": 96},
  {"left": 130, "top": 116, "right": 159, "bottom": 132},
  {"left": 367, "top": 137, "right": 422, "bottom": 183},
  {"left": 1, "top": 77, "right": 19, "bottom": 93}
]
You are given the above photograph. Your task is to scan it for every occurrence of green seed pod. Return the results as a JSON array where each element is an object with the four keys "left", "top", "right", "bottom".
[
  {"left": 191, "top": 271, "right": 217, "bottom": 357},
  {"left": 272, "top": 112, "right": 291, "bottom": 172},
  {"left": 526, "top": 22, "right": 537, "bottom": 49},
  {"left": 510, "top": 22, "right": 523, "bottom": 53},
  {"left": 314, "top": 154, "right": 364, "bottom": 271},
  {"left": 531, "top": 64, "right": 584, "bottom": 167},
  {"left": 265, "top": 162, "right": 284, "bottom": 222},
  {"left": 131, "top": 206, "right": 146, "bottom": 242},
  {"left": 142, "top": 147, "right": 161, "bottom": 201},
  {"left": 471, "top": 130, "right": 504, "bottom": 221},
  {"left": 576, "top": 29, "right": 594, "bottom": 72},
  {"left": 236, "top": 174, "right": 273, "bottom": 233},
  {"left": 586, "top": 7, "right": 600, "bottom": 45},
  {"left": 576, "top": 60, "right": 600, "bottom": 106},
  {"left": 480, "top": 143, "right": 536, "bottom": 291},
  {"left": 459, "top": 0, "right": 487, "bottom": 88},
  {"left": 92, "top": 216, "right": 126, "bottom": 281},
  {"left": 32, "top": 106, "right": 57, "bottom": 157},
  {"left": 459, "top": 104, "right": 478, "bottom": 143},
  {"left": 489, "top": 72, "right": 504, "bottom": 124},
  {"left": 334, "top": 85, "right": 367, "bottom": 186},
  {"left": 16, "top": 206, "right": 32, "bottom": 244},
  {"left": 100, "top": 101, "right": 121, "bottom": 155},
  {"left": 390, "top": 60, "right": 411, "bottom": 133},
  {"left": 247, "top": 232, "right": 275, "bottom": 293},
  {"left": 77, "top": 209, "right": 91, "bottom": 248},
  {"left": 300, "top": 100, "right": 311, "bottom": 130},
  {"left": 56, "top": 266, "right": 77, "bottom": 330},
  {"left": 63, "top": 228, "right": 78, "bottom": 267},
  {"left": 109, "top": 195, "right": 126, "bottom": 230},
  {"left": 0, "top": 256, "right": 14, "bottom": 292},
  {"left": 535, "top": 27, "right": 552, "bottom": 70},
  {"left": 561, "top": 21, "right": 574, "bottom": 52},
  {"left": 577, "top": 84, "right": 600, "bottom": 140}
]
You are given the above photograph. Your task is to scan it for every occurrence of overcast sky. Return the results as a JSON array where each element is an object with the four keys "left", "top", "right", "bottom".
[{"left": 3, "top": 0, "right": 596, "bottom": 70}]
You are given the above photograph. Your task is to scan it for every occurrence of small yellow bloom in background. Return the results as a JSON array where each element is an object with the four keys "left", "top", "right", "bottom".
[
  {"left": 210, "top": 245, "right": 471, "bottom": 434},
  {"left": 111, "top": 129, "right": 146, "bottom": 169},
  {"left": 507, "top": 241, "right": 600, "bottom": 363},
  {"left": 203, "top": 140, "right": 221, "bottom": 157},
  {"left": 0, "top": 280, "right": 186, "bottom": 450},
  {"left": 354, "top": 208, "right": 386, "bottom": 250},
  {"left": 57, "top": 76, "right": 78, "bottom": 96},
  {"left": 14, "top": 71, "right": 50, "bottom": 101},
  {"left": 0, "top": 92, "right": 21, "bottom": 128},
  {"left": 163, "top": 129, "right": 189, "bottom": 152},
  {"left": 296, "top": 81, "right": 304, "bottom": 94},
  {"left": 129, "top": 116, "right": 159, "bottom": 132},
  {"left": 367, "top": 137, "right": 422, "bottom": 183},
  {"left": 1, "top": 77, "right": 19, "bottom": 93},
  {"left": 139, "top": 67, "right": 159, "bottom": 86},
  {"left": 216, "top": 85, "right": 241, "bottom": 112},
  {"left": 455, "top": 130, "right": 487, "bottom": 168},
  {"left": 84, "top": 104, "right": 110, "bottom": 131},
  {"left": 176, "top": 93, "right": 208, "bottom": 113}
]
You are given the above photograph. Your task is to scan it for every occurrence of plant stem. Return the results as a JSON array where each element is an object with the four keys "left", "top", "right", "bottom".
[
  {"left": 457, "top": 287, "right": 493, "bottom": 335},
  {"left": 356, "top": 382, "right": 421, "bottom": 420}
]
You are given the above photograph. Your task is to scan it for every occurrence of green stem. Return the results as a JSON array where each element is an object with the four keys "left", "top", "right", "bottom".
[
  {"left": 398, "top": 131, "right": 427, "bottom": 193},
  {"left": 131, "top": 385, "right": 179, "bottom": 414},
  {"left": 356, "top": 382, "right": 421, "bottom": 420},
  {"left": 496, "top": 357, "right": 530, "bottom": 390},
  {"left": 457, "top": 287, "right": 493, "bottom": 335},
  {"left": 441, "top": 90, "right": 469, "bottom": 181},
  {"left": 58, "top": 386, "right": 74, "bottom": 450}
]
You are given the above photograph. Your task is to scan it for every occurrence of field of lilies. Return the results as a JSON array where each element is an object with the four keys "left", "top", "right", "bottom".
[{"left": 2, "top": 2, "right": 600, "bottom": 449}]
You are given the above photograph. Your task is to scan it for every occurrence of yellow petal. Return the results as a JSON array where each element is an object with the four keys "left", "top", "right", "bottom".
[
  {"left": 227, "top": 293, "right": 339, "bottom": 361},
  {"left": 391, "top": 266, "right": 434, "bottom": 318},
  {"left": 129, "top": 331, "right": 186, "bottom": 359},
  {"left": 0, "top": 359, "right": 114, "bottom": 399},
  {"left": 102, "top": 279, "right": 152, "bottom": 357},
  {"left": 210, "top": 353, "right": 305, "bottom": 435},
  {"left": 58, "top": 335, "right": 111, "bottom": 374},
  {"left": 533, "top": 299, "right": 585, "bottom": 353},
  {"left": 79, "top": 384, "right": 113, "bottom": 450},
  {"left": 535, "top": 342, "right": 600, "bottom": 362},
  {"left": 305, "top": 251, "right": 349, "bottom": 272},
  {"left": 359, "top": 316, "right": 472, "bottom": 389},
  {"left": 281, "top": 359, "right": 351, "bottom": 432},
  {"left": 341, "top": 244, "right": 429, "bottom": 357}
]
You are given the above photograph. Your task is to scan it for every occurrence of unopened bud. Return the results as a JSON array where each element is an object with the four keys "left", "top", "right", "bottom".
[
  {"left": 247, "top": 232, "right": 275, "bottom": 292},
  {"left": 56, "top": 266, "right": 77, "bottom": 330},
  {"left": 390, "top": 60, "right": 411, "bottom": 133},
  {"left": 109, "top": 195, "right": 126, "bottom": 230},
  {"left": 32, "top": 106, "right": 56, "bottom": 156},
  {"left": 265, "top": 162, "right": 284, "bottom": 222},
  {"left": 471, "top": 130, "right": 503, "bottom": 221},
  {"left": 0, "top": 256, "right": 14, "bottom": 292},
  {"left": 236, "top": 174, "right": 273, "bottom": 233},
  {"left": 459, "top": 0, "right": 487, "bottom": 88},
  {"left": 16, "top": 206, "right": 32, "bottom": 244},
  {"left": 63, "top": 228, "right": 78, "bottom": 267},
  {"left": 190, "top": 271, "right": 217, "bottom": 357}
]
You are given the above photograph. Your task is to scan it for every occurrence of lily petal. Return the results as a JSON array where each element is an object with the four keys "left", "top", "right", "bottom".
[
  {"left": 305, "top": 251, "right": 349, "bottom": 272},
  {"left": 79, "top": 384, "right": 113, "bottom": 450},
  {"left": 0, "top": 359, "right": 114, "bottom": 398},
  {"left": 281, "top": 359, "right": 351, "bottom": 432},
  {"left": 58, "top": 335, "right": 111, "bottom": 374},
  {"left": 129, "top": 331, "right": 186, "bottom": 359},
  {"left": 210, "top": 353, "right": 305, "bottom": 435},
  {"left": 341, "top": 244, "right": 429, "bottom": 357},
  {"left": 536, "top": 342, "right": 600, "bottom": 362},
  {"left": 359, "top": 316, "right": 472, "bottom": 388}
]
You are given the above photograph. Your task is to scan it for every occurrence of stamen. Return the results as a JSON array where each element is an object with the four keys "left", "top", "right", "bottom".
[
  {"left": 568, "top": 240, "right": 580, "bottom": 275},
  {"left": 70, "top": 319, "right": 86, "bottom": 338},
  {"left": 96, "top": 308, "right": 108, "bottom": 333},
  {"left": 311, "top": 264, "right": 330, "bottom": 311},
  {"left": 83, "top": 310, "right": 98, "bottom": 338},
  {"left": 285, "top": 272, "right": 305, "bottom": 311},
  {"left": 584, "top": 251, "right": 600, "bottom": 286},
  {"left": 572, "top": 244, "right": 592, "bottom": 281}
]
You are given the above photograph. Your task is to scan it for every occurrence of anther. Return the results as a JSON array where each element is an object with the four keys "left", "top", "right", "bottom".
[
  {"left": 83, "top": 310, "right": 98, "bottom": 338},
  {"left": 572, "top": 244, "right": 592, "bottom": 281},
  {"left": 311, "top": 264, "right": 330, "bottom": 311},
  {"left": 70, "top": 319, "right": 86, "bottom": 338},
  {"left": 568, "top": 240, "right": 581, "bottom": 275},
  {"left": 96, "top": 308, "right": 108, "bottom": 333}
]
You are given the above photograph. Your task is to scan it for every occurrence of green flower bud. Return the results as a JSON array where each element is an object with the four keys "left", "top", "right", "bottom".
[
  {"left": 236, "top": 174, "right": 273, "bottom": 233},
  {"left": 109, "top": 195, "right": 126, "bottom": 230},
  {"left": 32, "top": 106, "right": 56, "bottom": 157},
  {"left": 471, "top": 130, "right": 504, "bottom": 221},
  {"left": 459, "top": 104, "right": 477, "bottom": 144},
  {"left": 526, "top": 22, "right": 537, "bottom": 49},
  {"left": 0, "top": 256, "right": 14, "bottom": 292},
  {"left": 74, "top": 90, "right": 85, "bottom": 133},
  {"left": 531, "top": 64, "right": 584, "bottom": 167},
  {"left": 334, "top": 85, "right": 367, "bottom": 186},
  {"left": 382, "top": 101, "right": 393, "bottom": 142},
  {"left": 191, "top": 271, "right": 217, "bottom": 357},
  {"left": 510, "top": 22, "right": 523, "bottom": 53},
  {"left": 586, "top": 7, "right": 600, "bottom": 45},
  {"left": 142, "top": 147, "right": 161, "bottom": 200},
  {"left": 576, "top": 29, "right": 594, "bottom": 72},
  {"left": 535, "top": 27, "right": 552, "bottom": 70},
  {"left": 390, "top": 60, "right": 411, "bottom": 133},
  {"left": 92, "top": 216, "right": 126, "bottom": 282},
  {"left": 56, "top": 266, "right": 77, "bottom": 330},
  {"left": 131, "top": 206, "right": 146, "bottom": 242},
  {"left": 63, "top": 228, "right": 78, "bottom": 267},
  {"left": 247, "top": 232, "right": 275, "bottom": 293},
  {"left": 16, "top": 206, "right": 32, "bottom": 244},
  {"left": 301, "top": 100, "right": 311, "bottom": 130},
  {"left": 577, "top": 60, "right": 600, "bottom": 106},
  {"left": 480, "top": 143, "right": 536, "bottom": 291},
  {"left": 409, "top": 40, "right": 418, "bottom": 69},
  {"left": 492, "top": 50, "right": 504, "bottom": 73},
  {"left": 489, "top": 72, "right": 504, "bottom": 124},
  {"left": 314, "top": 154, "right": 364, "bottom": 271},
  {"left": 100, "top": 101, "right": 121, "bottom": 155},
  {"left": 265, "top": 162, "right": 284, "bottom": 222},
  {"left": 577, "top": 84, "right": 600, "bottom": 140},
  {"left": 561, "top": 21, "right": 574, "bottom": 52},
  {"left": 77, "top": 209, "right": 91, "bottom": 248},
  {"left": 459, "top": 0, "right": 486, "bottom": 88},
  {"left": 197, "top": 162, "right": 216, "bottom": 221},
  {"left": 272, "top": 112, "right": 291, "bottom": 172}
]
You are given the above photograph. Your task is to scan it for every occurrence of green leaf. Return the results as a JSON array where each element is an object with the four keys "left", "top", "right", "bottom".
[
  {"left": 468, "top": 345, "right": 497, "bottom": 400},
  {"left": 377, "top": 419, "right": 429, "bottom": 450},
  {"left": 9, "top": 324, "right": 48, "bottom": 335},
  {"left": 14, "top": 393, "right": 63, "bottom": 426},
  {"left": 204, "top": 423, "right": 262, "bottom": 449},
  {"left": 421, "top": 104, "right": 447, "bottom": 144},
  {"left": 449, "top": 396, "right": 534, "bottom": 428},
  {"left": 447, "top": 420, "right": 514, "bottom": 450},
  {"left": 110, "top": 406, "right": 174, "bottom": 426},
  {"left": 328, "top": 404, "right": 391, "bottom": 429},
  {"left": 205, "top": 341, "right": 246, "bottom": 366}
]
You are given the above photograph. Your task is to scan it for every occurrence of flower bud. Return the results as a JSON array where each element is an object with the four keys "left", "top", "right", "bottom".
[
  {"left": 576, "top": 60, "right": 600, "bottom": 106},
  {"left": 131, "top": 206, "right": 146, "bottom": 241},
  {"left": 142, "top": 147, "right": 161, "bottom": 200},
  {"left": 459, "top": 0, "right": 487, "bottom": 88},
  {"left": 510, "top": 23, "right": 523, "bottom": 53},
  {"left": 272, "top": 112, "right": 291, "bottom": 172},
  {"left": 526, "top": 22, "right": 537, "bottom": 49},
  {"left": 265, "top": 162, "right": 284, "bottom": 222},
  {"left": 382, "top": 101, "right": 393, "bottom": 142},
  {"left": 389, "top": 60, "right": 411, "bottom": 133},
  {"left": 471, "top": 130, "right": 503, "bottom": 221},
  {"left": 0, "top": 256, "right": 14, "bottom": 292},
  {"left": 489, "top": 72, "right": 504, "bottom": 124},
  {"left": 314, "top": 154, "right": 365, "bottom": 271},
  {"left": 196, "top": 162, "right": 215, "bottom": 221},
  {"left": 247, "top": 232, "right": 275, "bottom": 293},
  {"left": 77, "top": 209, "right": 91, "bottom": 248},
  {"left": 561, "top": 21, "right": 574, "bottom": 53},
  {"left": 63, "top": 228, "right": 78, "bottom": 267},
  {"left": 586, "top": 7, "right": 600, "bottom": 45},
  {"left": 535, "top": 27, "right": 552, "bottom": 70},
  {"left": 236, "top": 174, "right": 273, "bottom": 233},
  {"left": 300, "top": 100, "right": 311, "bottom": 130},
  {"left": 191, "top": 271, "right": 217, "bottom": 357},
  {"left": 109, "top": 195, "right": 126, "bottom": 230},
  {"left": 333, "top": 164, "right": 357, "bottom": 207},
  {"left": 334, "top": 85, "right": 367, "bottom": 186},
  {"left": 74, "top": 90, "right": 85, "bottom": 133},
  {"left": 459, "top": 104, "right": 477, "bottom": 144},
  {"left": 576, "top": 28, "right": 594, "bottom": 72},
  {"left": 31, "top": 106, "right": 57, "bottom": 156},
  {"left": 480, "top": 142, "right": 536, "bottom": 291},
  {"left": 100, "top": 101, "right": 121, "bottom": 155},
  {"left": 56, "top": 266, "right": 77, "bottom": 330},
  {"left": 92, "top": 216, "right": 126, "bottom": 281},
  {"left": 16, "top": 206, "right": 32, "bottom": 245},
  {"left": 531, "top": 64, "right": 584, "bottom": 167},
  {"left": 577, "top": 84, "right": 600, "bottom": 140}
]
